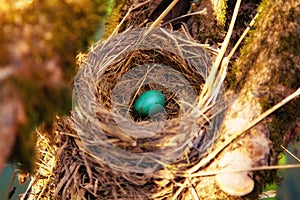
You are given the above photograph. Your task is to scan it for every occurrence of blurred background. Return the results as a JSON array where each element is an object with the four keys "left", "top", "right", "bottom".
[
  {"left": 0, "top": 0, "right": 108, "bottom": 198},
  {"left": 0, "top": 0, "right": 299, "bottom": 199},
  {"left": 0, "top": 0, "right": 108, "bottom": 171}
]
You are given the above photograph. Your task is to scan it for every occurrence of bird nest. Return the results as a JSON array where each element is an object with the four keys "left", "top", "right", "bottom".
[
  {"left": 25, "top": 27, "right": 225, "bottom": 199},
  {"left": 72, "top": 27, "right": 224, "bottom": 174}
]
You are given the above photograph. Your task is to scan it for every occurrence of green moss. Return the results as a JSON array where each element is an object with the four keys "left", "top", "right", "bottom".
[
  {"left": 226, "top": 26, "right": 257, "bottom": 91},
  {"left": 262, "top": 0, "right": 300, "bottom": 152},
  {"left": 216, "top": 0, "right": 228, "bottom": 26},
  {"left": 103, "top": 0, "right": 126, "bottom": 39},
  {"left": 226, "top": 0, "right": 300, "bottom": 196}
]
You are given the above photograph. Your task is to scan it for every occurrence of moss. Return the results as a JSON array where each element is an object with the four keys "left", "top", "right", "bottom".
[
  {"left": 229, "top": 0, "right": 299, "bottom": 103},
  {"left": 103, "top": 0, "right": 126, "bottom": 39},
  {"left": 226, "top": 0, "right": 263, "bottom": 90},
  {"left": 261, "top": 0, "right": 300, "bottom": 151},
  {"left": 249, "top": 169, "right": 281, "bottom": 199},
  {"left": 215, "top": 0, "right": 228, "bottom": 26},
  {"left": 226, "top": 26, "right": 257, "bottom": 91},
  {"left": 226, "top": 0, "right": 300, "bottom": 196}
]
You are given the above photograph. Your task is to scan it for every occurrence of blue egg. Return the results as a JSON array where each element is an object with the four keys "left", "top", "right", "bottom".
[{"left": 133, "top": 90, "right": 166, "bottom": 117}]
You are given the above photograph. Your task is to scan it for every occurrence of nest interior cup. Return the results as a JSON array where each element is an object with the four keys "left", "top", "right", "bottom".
[{"left": 72, "top": 28, "right": 223, "bottom": 173}]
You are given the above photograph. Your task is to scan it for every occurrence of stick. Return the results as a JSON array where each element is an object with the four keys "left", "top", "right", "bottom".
[
  {"left": 227, "top": 12, "right": 260, "bottom": 61},
  {"left": 199, "top": 0, "right": 242, "bottom": 106},
  {"left": 188, "top": 87, "right": 300, "bottom": 174},
  {"left": 144, "top": 0, "right": 180, "bottom": 36},
  {"left": 186, "top": 163, "right": 300, "bottom": 177}
]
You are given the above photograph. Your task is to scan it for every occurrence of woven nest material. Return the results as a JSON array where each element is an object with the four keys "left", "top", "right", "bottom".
[
  {"left": 72, "top": 27, "right": 224, "bottom": 174},
  {"left": 73, "top": 28, "right": 224, "bottom": 173},
  {"left": 22, "top": 27, "right": 227, "bottom": 199}
]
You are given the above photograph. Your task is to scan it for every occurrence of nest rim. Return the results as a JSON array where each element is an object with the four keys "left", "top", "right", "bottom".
[{"left": 72, "top": 27, "right": 224, "bottom": 173}]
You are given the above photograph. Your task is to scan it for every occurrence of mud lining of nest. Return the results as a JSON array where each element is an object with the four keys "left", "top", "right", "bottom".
[{"left": 28, "top": 28, "right": 225, "bottom": 199}]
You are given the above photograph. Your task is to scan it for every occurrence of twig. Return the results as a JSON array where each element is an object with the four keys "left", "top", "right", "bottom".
[
  {"left": 189, "top": 178, "right": 200, "bottom": 200},
  {"left": 227, "top": 11, "right": 260, "bottom": 61},
  {"left": 108, "top": 0, "right": 151, "bottom": 39},
  {"left": 19, "top": 177, "right": 35, "bottom": 200},
  {"left": 144, "top": 0, "right": 180, "bottom": 36},
  {"left": 198, "top": 0, "right": 242, "bottom": 106},
  {"left": 281, "top": 145, "right": 300, "bottom": 163},
  {"left": 171, "top": 178, "right": 189, "bottom": 200},
  {"left": 186, "top": 163, "right": 300, "bottom": 177},
  {"left": 187, "top": 87, "right": 300, "bottom": 174},
  {"left": 162, "top": 8, "right": 207, "bottom": 27}
]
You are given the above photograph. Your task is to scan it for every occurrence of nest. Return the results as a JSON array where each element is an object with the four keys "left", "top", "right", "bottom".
[
  {"left": 72, "top": 27, "right": 223, "bottom": 174},
  {"left": 26, "top": 27, "right": 225, "bottom": 199}
]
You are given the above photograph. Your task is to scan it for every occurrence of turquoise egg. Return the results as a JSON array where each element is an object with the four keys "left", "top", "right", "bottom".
[{"left": 133, "top": 90, "right": 166, "bottom": 117}]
